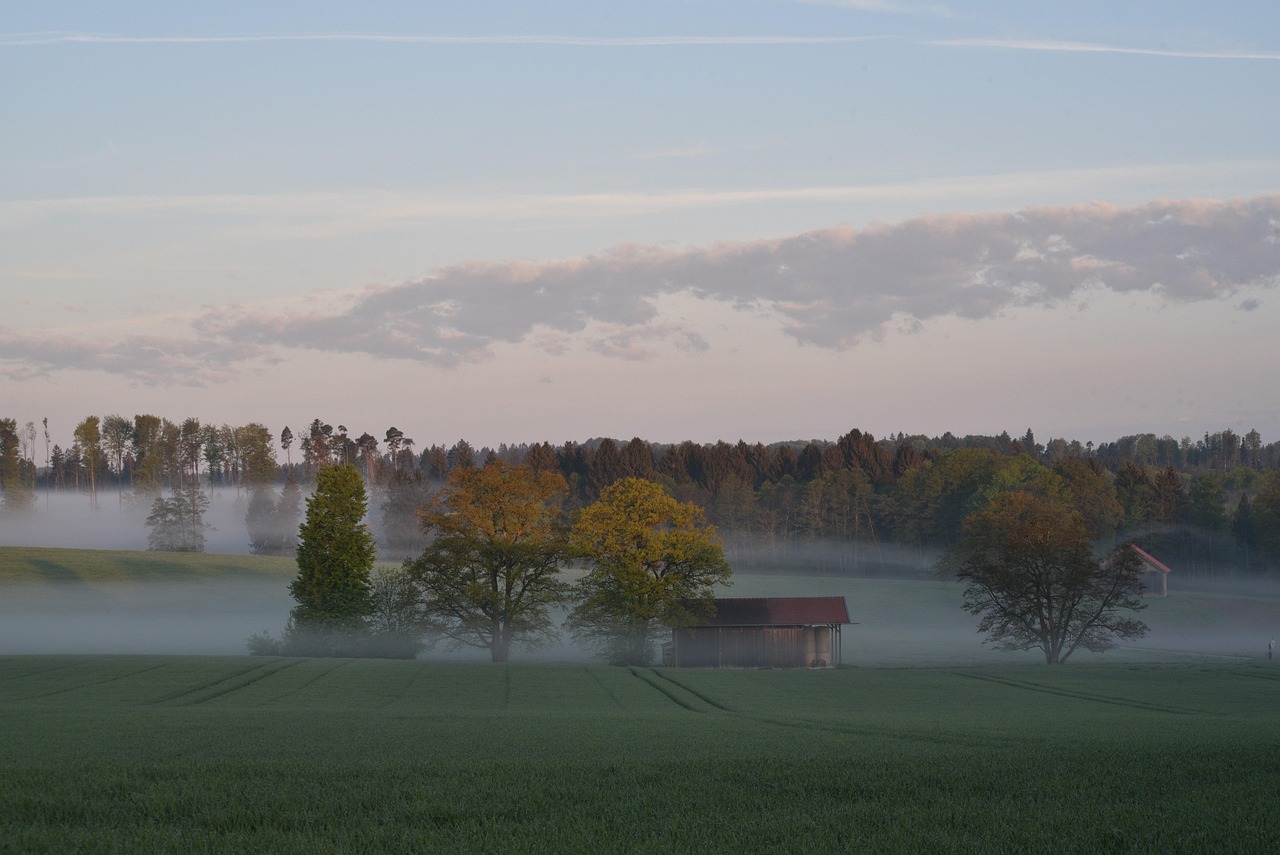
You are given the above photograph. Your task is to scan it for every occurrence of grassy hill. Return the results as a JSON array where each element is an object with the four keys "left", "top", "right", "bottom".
[
  {"left": 0, "top": 545, "right": 297, "bottom": 585},
  {"left": 3, "top": 655, "right": 1279, "bottom": 852}
]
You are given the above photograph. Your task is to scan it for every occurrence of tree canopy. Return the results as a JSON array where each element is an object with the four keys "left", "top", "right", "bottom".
[
  {"left": 407, "top": 461, "right": 572, "bottom": 662},
  {"left": 944, "top": 491, "right": 1148, "bottom": 664},
  {"left": 287, "top": 464, "right": 377, "bottom": 655},
  {"left": 567, "top": 477, "right": 731, "bottom": 665}
]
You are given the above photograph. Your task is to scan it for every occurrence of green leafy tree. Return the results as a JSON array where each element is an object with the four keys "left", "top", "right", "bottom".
[
  {"left": 0, "top": 418, "right": 34, "bottom": 512},
  {"left": 888, "top": 448, "right": 1002, "bottom": 547},
  {"left": 236, "top": 422, "right": 278, "bottom": 487},
  {"left": 287, "top": 464, "right": 377, "bottom": 655},
  {"left": 407, "top": 461, "right": 572, "bottom": 662},
  {"left": 72, "top": 416, "right": 103, "bottom": 508},
  {"left": 1252, "top": 471, "right": 1280, "bottom": 571},
  {"left": 567, "top": 477, "right": 731, "bottom": 665},
  {"left": 943, "top": 491, "right": 1148, "bottom": 665},
  {"left": 1187, "top": 473, "right": 1228, "bottom": 533},
  {"left": 131, "top": 414, "right": 164, "bottom": 492},
  {"left": 1114, "top": 461, "right": 1157, "bottom": 529},
  {"left": 1152, "top": 466, "right": 1189, "bottom": 524},
  {"left": 146, "top": 483, "right": 210, "bottom": 552},
  {"left": 1052, "top": 457, "right": 1123, "bottom": 540},
  {"left": 100, "top": 414, "right": 134, "bottom": 498},
  {"left": 178, "top": 417, "right": 204, "bottom": 485},
  {"left": 245, "top": 480, "right": 302, "bottom": 556},
  {"left": 365, "top": 564, "right": 427, "bottom": 658},
  {"left": 379, "top": 473, "right": 435, "bottom": 559}
]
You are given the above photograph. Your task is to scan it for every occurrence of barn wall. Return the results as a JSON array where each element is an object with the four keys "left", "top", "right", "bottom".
[{"left": 673, "top": 626, "right": 834, "bottom": 668}]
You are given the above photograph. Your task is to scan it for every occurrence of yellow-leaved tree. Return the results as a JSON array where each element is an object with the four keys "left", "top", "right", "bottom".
[{"left": 567, "top": 477, "right": 731, "bottom": 665}]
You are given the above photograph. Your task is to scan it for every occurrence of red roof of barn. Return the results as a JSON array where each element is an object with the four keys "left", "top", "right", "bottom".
[
  {"left": 696, "top": 597, "right": 850, "bottom": 627},
  {"left": 1130, "top": 544, "right": 1173, "bottom": 574}
]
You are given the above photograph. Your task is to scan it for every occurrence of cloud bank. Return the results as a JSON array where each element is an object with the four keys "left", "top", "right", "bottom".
[{"left": 4, "top": 195, "right": 1277, "bottom": 384}]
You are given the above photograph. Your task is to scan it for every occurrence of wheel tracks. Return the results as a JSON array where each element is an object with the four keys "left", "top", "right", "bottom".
[
  {"left": 149, "top": 659, "right": 302, "bottom": 706},
  {"left": 952, "top": 670, "right": 1196, "bottom": 715},
  {"left": 26, "top": 661, "right": 173, "bottom": 700}
]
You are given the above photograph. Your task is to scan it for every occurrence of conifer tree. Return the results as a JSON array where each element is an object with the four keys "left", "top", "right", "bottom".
[{"left": 287, "top": 464, "right": 376, "bottom": 655}]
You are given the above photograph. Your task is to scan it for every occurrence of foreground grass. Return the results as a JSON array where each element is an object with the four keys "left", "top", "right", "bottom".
[{"left": 3, "top": 656, "right": 1280, "bottom": 853}]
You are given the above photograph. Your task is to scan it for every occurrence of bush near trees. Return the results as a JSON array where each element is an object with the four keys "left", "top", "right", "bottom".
[
  {"left": 567, "top": 477, "right": 731, "bottom": 665},
  {"left": 364, "top": 564, "right": 427, "bottom": 659}
]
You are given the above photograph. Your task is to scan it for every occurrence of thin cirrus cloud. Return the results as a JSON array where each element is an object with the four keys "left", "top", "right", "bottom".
[
  {"left": 7, "top": 161, "right": 1274, "bottom": 237},
  {"left": 4, "top": 195, "right": 1277, "bottom": 385},
  {"left": 930, "top": 38, "right": 1280, "bottom": 62},
  {"left": 5, "top": 31, "right": 1274, "bottom": 61},
  {"left": 0, "top": 31, "right": 886, "bottom": 48}
]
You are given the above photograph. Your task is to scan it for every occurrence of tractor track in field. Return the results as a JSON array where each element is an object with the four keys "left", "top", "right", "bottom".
[
  {"left": 1220, "top": 667, "right": 1280, "bottom": 683},
  {"left": 646, "top": 670, "right": 1035, "bottom": 747},
  {"left": 265, "top": 658, "right": 351, "bottom": 705},
  {"left": 375, "top": 661, "right": 427, "bottom": 709},
  {"left": 627, "top": 667, "right": 712, "bottom": 713},
  {"left": 952, "top": 671, "right": 1197, "bottom": 715},
  {"left": 649, "top": 669, "right": 734, "bottom": 712},
  {"left": 24, "top": 661, "right": 173, "bottom": 699},
  {"left": 0, "top": 659, "right": 76, "bottom": 684},
  {"left": 147, "top": 661, "right": 274, "bottom": 704},
  {"left": 187, "top": 659, "right": 303, "bottom": 705},
  {"left": 582, "top": 666, "right": 626, "bottom": 710},
  {"left": 148, "top": 659, "right": 300, "bottom": 706}
]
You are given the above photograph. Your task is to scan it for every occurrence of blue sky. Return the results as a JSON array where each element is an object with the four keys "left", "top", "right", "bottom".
[{"left": 3, "top": 2, "right": 1278, "bottom": 452}]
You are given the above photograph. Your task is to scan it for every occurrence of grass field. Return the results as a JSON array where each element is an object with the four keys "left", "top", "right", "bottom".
[
  {"left": 3, "top": 655, "right": 1280, "bottom": 853},
  {"left": 0, "top": 545, "right": 299, "bottom": 584},
  {"left": 3, "top": 547, "right": 1280, "bottom": 851}
]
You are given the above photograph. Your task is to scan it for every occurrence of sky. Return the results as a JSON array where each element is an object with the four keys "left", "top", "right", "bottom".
[{"left": 3, "top": 1, "right": 1279, "bottom": 454}]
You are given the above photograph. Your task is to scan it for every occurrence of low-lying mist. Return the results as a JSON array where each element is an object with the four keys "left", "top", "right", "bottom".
[
  {"left": 3, "top": 567, "right": 1277, "bottom": 665},
  {"left": 2, "top": 488, "right": 263, "bottom": 554},
  {"left": 3, "top": 492, "right": 1278, "bottom": 664},
  {"left": 0, "top": 578, "right": 293, "bottom": 656}
]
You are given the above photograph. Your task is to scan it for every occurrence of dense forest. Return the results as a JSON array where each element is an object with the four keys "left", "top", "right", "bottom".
[{"left": 2, "top": 415, "right": 1279, "bottom": 577}]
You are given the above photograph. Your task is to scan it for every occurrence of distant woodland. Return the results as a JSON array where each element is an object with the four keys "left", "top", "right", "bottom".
[{"left": 3, "top": 415, "right": 1280, "bottom": 577}]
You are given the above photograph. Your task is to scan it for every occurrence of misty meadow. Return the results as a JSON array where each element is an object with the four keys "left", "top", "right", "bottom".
[
  {"left": 5, "top": 423, "right": 1280, "bottom": 851},
  {"left": 6, "top": 2, "right": 1280, "bottom": 848}
]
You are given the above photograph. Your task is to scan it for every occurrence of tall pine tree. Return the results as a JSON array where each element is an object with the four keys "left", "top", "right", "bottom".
[{"left": 287, "top": 464, "right": 376, "bottom": 655}]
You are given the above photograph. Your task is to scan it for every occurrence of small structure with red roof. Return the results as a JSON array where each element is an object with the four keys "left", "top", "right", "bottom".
[
  {"left": 1130, "top": 544, "right": 1173, "bottom": 598},
  {"left": 663, "top": 596, "right": 850, "bottom": 668}
]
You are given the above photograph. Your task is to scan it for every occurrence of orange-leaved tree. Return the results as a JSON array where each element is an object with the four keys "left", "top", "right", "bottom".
[
  {"left": 944, "top": 490, "right": 1147, "bottom": 664},
  {"left": 406, "top": 461, "right": 572, "bottom": 662}
]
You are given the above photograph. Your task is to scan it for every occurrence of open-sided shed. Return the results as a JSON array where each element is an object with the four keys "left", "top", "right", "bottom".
[
  {"left": 1131, "top": 544, "right": 1173, "bottom": 597},
  {"left": 663, "top": 597, "right": 850, "bottom": 669}
]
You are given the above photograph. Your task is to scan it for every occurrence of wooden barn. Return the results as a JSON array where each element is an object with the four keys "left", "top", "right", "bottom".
[{"left": 662, "top": 597, "right": 850, "bottom": 669}]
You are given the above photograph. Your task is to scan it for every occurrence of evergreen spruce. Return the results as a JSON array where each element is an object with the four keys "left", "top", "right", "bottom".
[{"left": 286, "top": 464, "right": 376, "bottom": 655}]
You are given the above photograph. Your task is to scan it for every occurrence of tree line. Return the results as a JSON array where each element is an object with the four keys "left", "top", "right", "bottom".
[
  {"left": 4, "top": 416, "right": 1280, "bottom": 574},
  {"left": 254, "top": 463, "right": 728, "bottom": 666}
]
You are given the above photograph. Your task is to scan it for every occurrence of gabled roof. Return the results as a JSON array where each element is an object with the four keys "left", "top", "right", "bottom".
[
  {"left": 1131, "top": 544, "right": 1173, "bottom": 574},
  {"left": 695, "top": 597, "right": 850, "bottom": 627}
]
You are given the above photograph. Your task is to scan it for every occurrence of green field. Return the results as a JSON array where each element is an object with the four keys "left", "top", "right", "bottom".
[
  {"left": 3, "top": 655, "right": 1280, "bottom": 853},
  {"left": 4, "top": 546, "right": 1280, "bottom": 851},
  {"left": 0, "top": 545, "right": 299, "bottom": 585}
]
